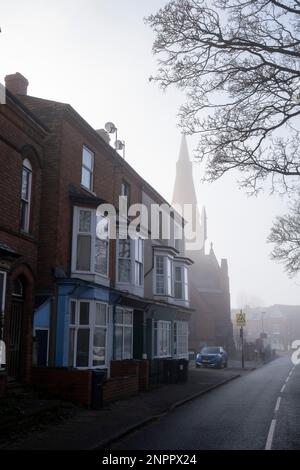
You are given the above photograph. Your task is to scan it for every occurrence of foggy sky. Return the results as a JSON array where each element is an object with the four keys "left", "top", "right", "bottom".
[{"left": 1, "top": 0, "right": 299, "bottom": 307}]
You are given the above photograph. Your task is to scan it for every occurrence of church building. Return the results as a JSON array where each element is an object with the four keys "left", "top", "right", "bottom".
[{"left": 172, "top": 135, "right": 234, "bottom": 354}]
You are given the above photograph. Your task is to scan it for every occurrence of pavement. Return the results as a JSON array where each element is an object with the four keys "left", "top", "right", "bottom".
[
  {"left": 110, "top": 354, "right": 296, "bottom": 450},
  {"left": 0, "top": 366, "right": 241, "bottom": 450}
]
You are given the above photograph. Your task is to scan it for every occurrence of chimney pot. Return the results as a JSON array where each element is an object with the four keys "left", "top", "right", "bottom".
[{"left": 5, "top": 72, "right": 29, "bottom": 95}]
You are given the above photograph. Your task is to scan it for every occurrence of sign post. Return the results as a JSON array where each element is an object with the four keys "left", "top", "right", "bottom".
[{"left": 236, "top": 310, "right": 246, "bottom": 369}]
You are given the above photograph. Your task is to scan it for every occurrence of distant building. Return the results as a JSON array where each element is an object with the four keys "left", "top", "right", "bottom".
[
  {"left": 232, "top": 305, "right": 300, "bottom": 351},
  {"left": 172, "top": 135, "right": 234, "bottom": 353}
]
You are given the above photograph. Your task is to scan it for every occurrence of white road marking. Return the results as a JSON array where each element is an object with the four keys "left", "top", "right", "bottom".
[
  {"left": 285, "top": 376, "right": 290, "bottom": 383},
  {"left": 265, "top": 419, "right": 277, "bottom": 450},
  {"left": 275, "top": 397, "right": 281, "bottom": 412},
  {"left": 280, "top": 384, "right": 286, "bottom": 394}
]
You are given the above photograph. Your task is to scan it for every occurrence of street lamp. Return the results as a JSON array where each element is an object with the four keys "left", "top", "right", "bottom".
[{"left": 261, "top": 311, "right": 266, "bottom": 334}]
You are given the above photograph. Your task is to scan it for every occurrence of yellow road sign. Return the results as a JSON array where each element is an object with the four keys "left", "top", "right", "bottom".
[{"left": 236, "top": 311, "right": 246, "bottom": 326}]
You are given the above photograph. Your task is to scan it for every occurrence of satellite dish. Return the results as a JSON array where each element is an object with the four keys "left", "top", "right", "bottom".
[{"left": 105, "top": 121, "right": 117, "bottom": 133}]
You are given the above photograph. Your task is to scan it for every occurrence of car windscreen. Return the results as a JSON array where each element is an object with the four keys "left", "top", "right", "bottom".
[{"left": 201, "top": 347, "right": 220, "bottom": 354}]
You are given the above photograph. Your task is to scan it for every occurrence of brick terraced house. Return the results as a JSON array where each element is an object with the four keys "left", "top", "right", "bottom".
[{"left": 0, "top": 73, "right": 193, "bottom": 404}]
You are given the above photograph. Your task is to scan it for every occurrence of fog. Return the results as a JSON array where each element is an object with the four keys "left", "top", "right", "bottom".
[{"left": 1, "top": 0, "right": 299, "bottom": 306}]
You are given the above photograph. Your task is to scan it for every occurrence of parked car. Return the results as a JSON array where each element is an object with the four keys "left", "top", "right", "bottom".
[{"left": 196, "top": 346, "right": 228, "bottom": 369}]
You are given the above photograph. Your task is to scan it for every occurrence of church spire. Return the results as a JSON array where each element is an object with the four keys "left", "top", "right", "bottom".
[
  {"left": 178, "top": 133, "right": 190, "bottom": 162},
  {"left": 172, "top": 134, "right": 198, "bottom": 207}
]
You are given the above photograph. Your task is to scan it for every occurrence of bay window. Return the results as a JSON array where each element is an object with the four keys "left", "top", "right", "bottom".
[
  {"left": 134, "top": 238, "right": 143, "bottom": 287},
  {"left": 154, "top": 320, "right": 171, "bottom": 358},
  {"left": 117, "top": 237, "right": 144, "bottom": 287},
  {"left": 114, "top": 307, "right": 133, "bottom": 360},
  {"left": 118, "top": 239, "right": 131, "bottom": 283},
  {"left": 155, "top": 256, "right": 173, "bottom": 297},
  {"left": 69, "top": 300, "right": 108, "bottom": 368},
  {"left": 174, "top": 265, "right": 188, "bottom": 301},
  {"left": 73, "top": 207, "right": 109, "bottom": 277}
]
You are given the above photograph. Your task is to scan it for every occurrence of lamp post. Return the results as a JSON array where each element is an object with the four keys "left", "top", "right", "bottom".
[{"left": 261, "top": 311, "right": 266, "bottom": 334}]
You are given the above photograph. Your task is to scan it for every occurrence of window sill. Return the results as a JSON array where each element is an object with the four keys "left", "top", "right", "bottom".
[
  {"left": 20, "top": 230, "right": 37, "bottom": 242},
  {"left": 71, "top": 272, "right": 110, "bottom": 287},
  {"left": 80, "top": 184, "right": 97, "bottom": 197}
]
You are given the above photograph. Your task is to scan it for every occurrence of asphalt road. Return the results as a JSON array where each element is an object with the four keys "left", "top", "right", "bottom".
[{"left": 112, "top": 354, "right": 299, "bottom": 450}]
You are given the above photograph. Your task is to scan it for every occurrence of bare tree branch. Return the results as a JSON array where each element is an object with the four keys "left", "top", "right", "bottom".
[{"left": 146, "top": 0, "right": 300, "bottom": 194}]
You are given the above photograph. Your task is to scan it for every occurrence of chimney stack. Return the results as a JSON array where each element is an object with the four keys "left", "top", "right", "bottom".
[{"left": 5, "top": 72, "right": 29, "bottom": 95}]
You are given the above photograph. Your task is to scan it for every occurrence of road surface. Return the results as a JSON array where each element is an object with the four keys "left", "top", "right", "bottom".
[{"left": 111, "top": 354, "right": 299, "bottom": 450}]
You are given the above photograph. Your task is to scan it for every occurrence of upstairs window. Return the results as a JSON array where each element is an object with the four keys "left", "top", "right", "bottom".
[
  {"left": 155, "top": 256, "right": 165, "bottom": 294},
  {"left": 134, "top": 238, "right": 143, "bottom": 287},
  {"left": 174, "top": 266, "right": 183, "bottom": 299},
  {"left": 118, "top": 238, "right": 131, "bottom": 283},
  {"left": 73, "top": 207, "right": 109, "bottom": 277},
  {"left": 174, "top": 265, "right": 189, "bottom": 301},
  {"left": 155, "top": 256, "right": 173, "bottom": 296},
  {"left": 121, "top": 180, "right": 130, "bottom": 203},
  {"left": 81, "top": 146, "right": 94, "bottom": 191},
  {"left": 20, "top": 158, "right": 32, "bottom": 232},
  {"left": 117, "top": 237, "right": 144, "bottom": 287}
]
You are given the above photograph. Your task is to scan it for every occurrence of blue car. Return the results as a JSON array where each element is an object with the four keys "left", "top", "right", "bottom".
[{"left": 196, "top": 346, "right": 228, "bottom": 369}]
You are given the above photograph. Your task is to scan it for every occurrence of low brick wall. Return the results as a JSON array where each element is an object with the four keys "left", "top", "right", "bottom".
[
  {"left": 31, "top": 367, "right": 92, "bottom": 406},
  {"left": 103, "top": 375, "right": 139, "bottom": 404},
  {"left": 110, "top": 360, "right": 149, "bottom": 392},
  {"left": 0, "top": 371, "right": 7, "bottom": 397}
]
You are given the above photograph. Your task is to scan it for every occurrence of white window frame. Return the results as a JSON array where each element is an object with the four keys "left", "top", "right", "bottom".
[
  {"left": 154, "top": 320, "right": 171, "bottom": 358},
  {"left": 174, "top": 321, "right": 188, "bottom": 359},
  {"left": 72, "top": 206, "right": 109, "bottom": 278},
  {"left": 20, "top": 158, "right": 32, "bottom": 233},
  {"left": 0, "top": 270, "right": 7, "bottom": 312},
  {"left": 134, "top": 238, "right": 144, "bottom": 287},
  {"left": 68, "top": 299, "right": 108, "bottom": 369},
  {"left": 116, "top": 237, "right": 144, "bottom": 287},
  {"left": 81, "top": 146, "right": 94, "bottom": 191},
  {"left": 114, "top": 306, "right": 133, "bottom": 360},
  {"left": 154, "top": 255, "right": 173, "bottom": 297},
  {"left": 174, "top": 264, "right": 189, "bottom": 301},
  {"left": 117, "top": 238, "right": 131, "bottom": 283}
]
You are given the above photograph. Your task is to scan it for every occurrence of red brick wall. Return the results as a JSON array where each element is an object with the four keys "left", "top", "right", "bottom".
[
  {"left": 103, "top": 375, "right": 139, "bottom": 404},
  {"left": 17, "top": 97, "right": 143, "bottom": 289},
  {"left": 0, "top": 99, "right": 44, "bottom": 273},
  {"left": 31, "top": 367, "right": 92, "bottom": 406},
  {"left": 110, "top": 360, "right": 149, "bottom": 392}
]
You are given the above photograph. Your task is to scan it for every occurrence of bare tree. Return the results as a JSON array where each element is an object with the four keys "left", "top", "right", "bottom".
[
  {"left": 268, "top": 198, "right": 300, "bottom": 274},
  {"left": 146, "top": 0, "right": 300, "bottom": 193}
]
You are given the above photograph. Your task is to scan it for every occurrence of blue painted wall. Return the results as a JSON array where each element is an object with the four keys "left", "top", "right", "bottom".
[
  {"left": 33, "top": 300, "right": 51, "bottom": 330},
  {"left": 55, "top": 280, "right": 111, "bottom": 367}
]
